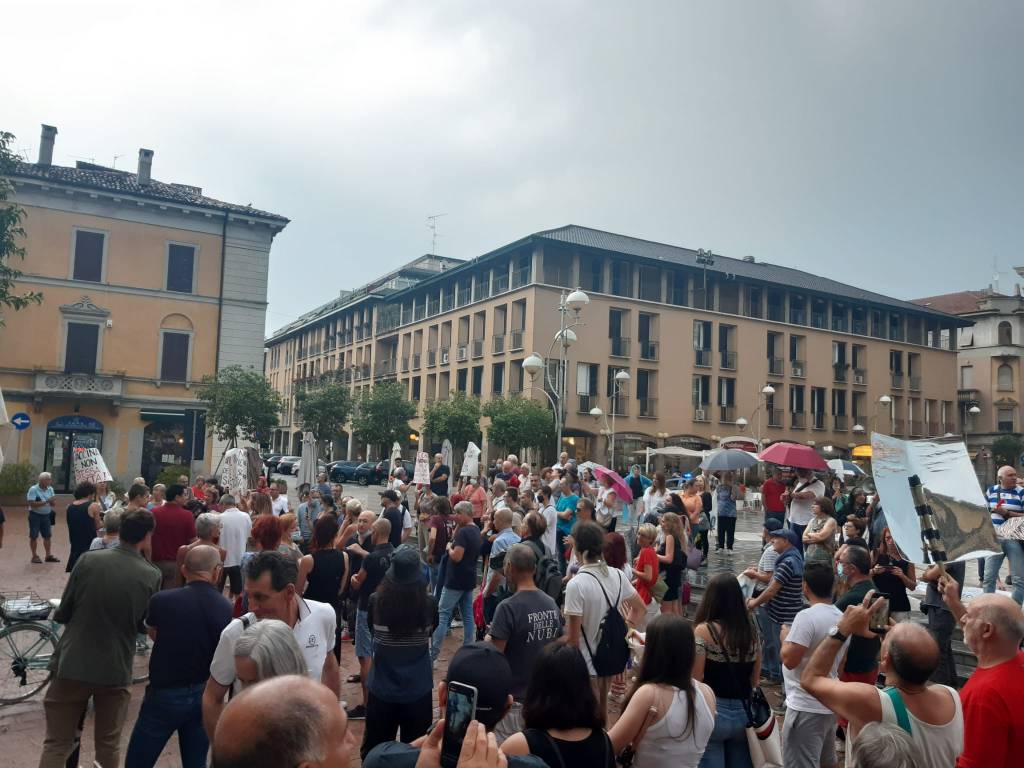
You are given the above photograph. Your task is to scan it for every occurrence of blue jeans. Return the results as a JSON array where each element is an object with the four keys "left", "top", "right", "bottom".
[
  {"left": 789, "top": 521, "right": 806, "bottom": 555},
  {"left": 756, "top": 606, "right": 781, "bottom": 681},
  {"left": 124, "top": 684, "right": 208, "bottom": 768},
  {"left": 983, "top": 538, "right": 1024, "bottom": 604},
  {"left": 430, "top": 587, "right": 475, "bottom": 663},
  {"left": 698, "top": 697, "right": 753, "bottom": 768}
]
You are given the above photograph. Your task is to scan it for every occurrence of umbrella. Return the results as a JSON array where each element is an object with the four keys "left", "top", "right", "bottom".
[
  {"left": 827, "top": 458, "right": 867, "bottom": 477},
  {"left": 759, "top": 442, "right": 828, "bottom": 472},
  {"left": 297, "top": 431, "right": 318, "bottom": 488},
  {"left": 700, "top": 448, "right": 759, "bottom": 472},
  {"left": 577, "top": 460, "right": 602, "bottom": 472},
  {"left": 441, "top": 439, "right": 454, "bottom": 493},
  {"left": 593, "top": 465, "right": 633, "bottom": 502}
]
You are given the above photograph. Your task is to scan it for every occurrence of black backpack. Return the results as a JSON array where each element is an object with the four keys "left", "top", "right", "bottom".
[
  {"left": 579, "top": 570, "right": 629, "bottom": 677},
  {"left": 524, "top": 540, "right": 564, "bottom": 605}
]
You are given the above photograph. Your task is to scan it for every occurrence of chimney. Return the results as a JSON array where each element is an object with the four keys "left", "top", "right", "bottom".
[
  {"left": 38, "top": 124, "right": 57, "bottom": 166},
  {"left": 137, "top": 148, "right": 154, "bottom": 185}
]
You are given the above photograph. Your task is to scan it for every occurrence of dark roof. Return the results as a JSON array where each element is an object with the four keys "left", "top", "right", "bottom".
[
  {"left": 7, "top": 161, "right": 288, "bottom": 223},
  {"left": 534, "top": 225, "right": 964, "bottom": 323},
  {"left": 911, "top": 290, "right": 1001, "bottom": 316}
]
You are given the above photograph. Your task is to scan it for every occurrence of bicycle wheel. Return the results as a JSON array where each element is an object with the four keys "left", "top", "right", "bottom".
[
  {"left": 0, "top": 623, "right": 58, "bottom": 704},
  {"left": 131, "top": 633, "right": 150, "bottom": 684}
]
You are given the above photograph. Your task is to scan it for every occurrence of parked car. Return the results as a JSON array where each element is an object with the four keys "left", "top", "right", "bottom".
[
  {"left": 291, "top": 459, "right": 327, "bottom": 477},
  {"left": 328, "top": 460, "right": 362, "bottom": 483},
  {"left": 264, "top": 454, "right": 284, "bottom": 474},
  {"left": 275, "top": 455, "right": 301, "bottom": 475},
  {"left": 353, "top": 461, "right": 388, "bottom": 486}
]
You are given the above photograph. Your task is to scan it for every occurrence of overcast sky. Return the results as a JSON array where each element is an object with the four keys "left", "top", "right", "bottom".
[{"left": 7, "top": 1, "right": 1022, "bottom": 334}]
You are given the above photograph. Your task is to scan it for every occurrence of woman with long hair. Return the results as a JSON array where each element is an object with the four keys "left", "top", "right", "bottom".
[
  {"left": 693, "top": 573, "right": 761, "bottom": 768},
  {"left": 609, "top": 615, "right": 716, "bottom": 767},
  {"left": 802, "top": 496, "right": 838, "bottom": 566},
  {"left": 360, "top": 548, "right": 438, "bottom": 760},
  {"left": 298, "top": 515, "right": 349, "bottom": 659},
  {"left": 501, "top": 644, "right": 615, "bottom": 767},
  {"left": 871, "top": 527, "right": 916, "bottom": 623},
  {"left": 657, "top": 512, "right": 686, "bottom": 615},
  {"left": 248, "top": 491, "right": 272, "bottom": 518},
  {"left": 643, "top": 471, "right": 669, "bottom": 520}
]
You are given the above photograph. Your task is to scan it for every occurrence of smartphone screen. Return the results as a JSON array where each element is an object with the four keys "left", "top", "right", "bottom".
[
  {"left": 441, "top": 681, "right": 478, "bottom": 768},
  {"left": 869, "top": 592, "right": 891, "bottom": 633}
]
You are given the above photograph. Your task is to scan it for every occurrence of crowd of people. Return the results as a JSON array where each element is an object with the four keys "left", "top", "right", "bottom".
[{"left": 18, "top": 450, "right": 1024, "bottom": 767}]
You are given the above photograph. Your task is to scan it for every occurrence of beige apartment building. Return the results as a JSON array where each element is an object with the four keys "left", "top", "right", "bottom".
[
  {"left": 0, "top": 125, "right": 288, "bottom": 490},
  {"left": 266, "top": 225, "right": 966, "bottom": 470}
]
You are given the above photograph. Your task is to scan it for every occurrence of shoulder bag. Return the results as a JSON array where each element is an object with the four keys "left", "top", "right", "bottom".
[{"left": 617, "top": 698, "right": 658, "bottom": 767}]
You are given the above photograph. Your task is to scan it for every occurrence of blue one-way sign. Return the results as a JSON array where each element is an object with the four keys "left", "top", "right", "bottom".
[{"left": 10, "top": 412, "right": 31, "bottom": 431}]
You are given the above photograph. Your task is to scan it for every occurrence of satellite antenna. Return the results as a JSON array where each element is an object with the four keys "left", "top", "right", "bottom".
[
  {"left": 427, "top": 213, "right": 447, "bottom": 254},
  {"left": 112, "top": 154, "right": 123, "bottom": 169}
]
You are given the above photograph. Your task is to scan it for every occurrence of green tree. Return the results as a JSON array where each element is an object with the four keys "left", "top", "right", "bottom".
[
  {"left": 482, "top": 396, "right": 555, "bottom": 456},
  {"left": 294, "top": 380, "right": 353, "bottom": 444},
  {"left": 422, "top": 392, "right": 482, "bottom": 449},
  {"left": 199, "top": 365, "right": 282, "bottom": 446},
  {"left": 0, "top": 131, "right": 43, "bottom": 325},
  {"left": 991, "top": 434, "right": 1023, "bottom": 468},
  {"left": 352, "top": 382, "right": 418, "bottom": 458}
]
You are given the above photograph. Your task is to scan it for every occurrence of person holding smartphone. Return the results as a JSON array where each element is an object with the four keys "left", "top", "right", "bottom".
[{"left": 871, "top": 528, "right": 916, "bottom": 623}]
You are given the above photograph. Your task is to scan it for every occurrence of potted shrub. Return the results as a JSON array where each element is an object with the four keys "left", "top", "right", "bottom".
[{"left": 0, "top": 461, "right": 40, "bottom": 511}]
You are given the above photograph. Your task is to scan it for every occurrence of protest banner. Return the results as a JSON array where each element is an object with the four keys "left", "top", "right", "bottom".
[
  {"left": 73, "top": 447, "right": 113, "bottom": 485},
  {"left": 413, "top": 451, "right": 431, "bottom": 484},
  {"left": 221, "top": 448, "right": 249, "bottom": 496},
  {"left": 871, "top": 433, "right": 999, "bottom": 564},
  {"left": 460, "top": 442, "right": 481, "bottom": 478}
]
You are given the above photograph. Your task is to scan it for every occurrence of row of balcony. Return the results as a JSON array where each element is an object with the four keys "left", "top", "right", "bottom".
[
  {"left": 689, "top": 405, "right": 945, "bottom": 436},
  {"left": 575, "top": 394, "right": 659, "bottom": 418}
]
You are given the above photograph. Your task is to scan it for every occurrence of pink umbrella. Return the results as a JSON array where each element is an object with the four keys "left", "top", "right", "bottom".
[
  {"left": 593, "top": 465, "right": 634, "bottom": 502},
  {"left": 758, "top": 442, "right": 828, "bottom": 471}
]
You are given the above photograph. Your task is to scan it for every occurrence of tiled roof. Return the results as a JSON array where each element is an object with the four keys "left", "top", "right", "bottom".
[
  {"left": 535, "top": 225, "right": 964, "bottom": 322},
  {"left": 910, "top": 290, "right": 999, "bottom": 316},
  {"left": 7, "top": 161, "right": 288, "bottom": 223}
]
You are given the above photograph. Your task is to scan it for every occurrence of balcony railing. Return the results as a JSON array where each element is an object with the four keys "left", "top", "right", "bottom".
[
  {"left": 767, "top": 305, "right": 784, "bottom": 322},
  {"left": 611, "top": 337, "right": 631, "bottom": 357},
  {"left": 791, "top": 359, "right": 806, "bottom": 378},
  {"left": 375, "top": 359, "right": 397, "bottom": 377},
  {"left": 412, "top": 353, "right": 421, "bottom": 371},
  {"left": 909, "top": 376, "right": 921, "bottom": 391},
  {"left": 833, "top": 364, "right": 847, "bottom": 383},
  {"left": 791, "top": 412, "right": 806, "bottom": 429},
  {"left": 511, "top": 267, "right": 530, "bottom": 288},
  {"left": 638, "top": 397, "right": 658, "bottom": 418},
  {"left": 426, "top": 349, "right": 437, "bottom": 367},
  {"left": 891, "top": 418, "right": 905, "bottom": 435},
  {"left": 509, "top": 329, "right": 524, "bottom": 352},
  {"left": 694, "top": 349, "right": 712, "bottom": 368},
  {"left": 427, "top": 298, "right": 440, "bottom": 317},
  {"left": 910, "top": 419, "right": 924, "bottom": 436},
  {"left": 720, "top": 351, "right": 737, "bottom": 370},
  {"left": 442, "top": 294, "right": 455, "bottom": 313},
  {"left": 853, "top": 368, "right": 867, "bottom": 385},
  {"left": 834, "top": 414, "right": 848, "bottom": 431},
  {"left": 471, "top": 339, "right": 484, "bottom": 358},
  {"left": 693, "top": 405, "right": 711, "bottom": 422},
  {"left": 35, "top": 372, "right": 124, "bottom": 398},
  {"left": 891, "top": 372, "right": 904, "bottom": 388},
  {"left": 811, "top": 312, "right": 827, "bottom": 329},
  {"left": 493, "top": 273, "right": 510, "bottom": 294},
  {"left": 790, "top": 309, "right": 806, "bottom": 325},
  {"left": 578, "top": 394, "right": 597, "bottom": 413},
  {"left": 928, "top": 421, "right": 940, "bottom": 436},
  {"left": 958, "top": 388, "right": 980, "bottom": 405},
  {"left": 639, "top": 340, "right": 659, "bottom": 361},
  {"left": 719, "top": 405, "right": 737, "bottom": 423},
  {"left": 768, "top": 357, "right": 784, "bottom": 376},
  {"left": 400, "top": 357, "right": 409, "bottom": 373},
  {"left": 456, "top": 344, "right": 469, "bottom": 363},
  {"left": 609, "top": 395, "right": 628, "bottom": 416},
  {"left": 492, "top": 334, "right": 505, "bottom": 354},
  {"left": 811, "top": 412, "right": 826, "bottom": 430},
  {"left": 456, "top": 288, "right": 472, "bottom": 307},
  {"left": 767, "top": 408, "right": 784, "bottom": 427}
]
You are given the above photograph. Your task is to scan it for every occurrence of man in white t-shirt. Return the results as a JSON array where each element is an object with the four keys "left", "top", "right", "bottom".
[
  {"left": 201, "top": 551, "right": 339, "bottom": 739},
  {"left": 269, "top": 481, "right": 290, "bottom": 517},
  {"left": 781, "top": 562, "right": 848, "bottom": 768},
  {"left": 217, "top": 495, "right": 252, "bottom": 598},
  {"left": 563, "top": 521, "right": 644, "bottom": 715},
  {"left": 783, "top": 468, "right": 825, "bottom": 553}
]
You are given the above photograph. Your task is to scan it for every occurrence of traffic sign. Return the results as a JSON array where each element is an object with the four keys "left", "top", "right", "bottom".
[{"left": 10, "top": 412, "right": 31, "bottom": 431}]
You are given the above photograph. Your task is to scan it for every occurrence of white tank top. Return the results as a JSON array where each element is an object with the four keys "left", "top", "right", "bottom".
[
  {"left": 633, "top": 682, "right": 715, "bottom": 768},
  {"left": 877, "top": 685, "right": 963, "bottom": 768}
]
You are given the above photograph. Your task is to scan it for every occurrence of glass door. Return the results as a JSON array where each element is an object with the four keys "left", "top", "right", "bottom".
[{"left": 44, "top": 430, "right": 103, "bottom": 492}]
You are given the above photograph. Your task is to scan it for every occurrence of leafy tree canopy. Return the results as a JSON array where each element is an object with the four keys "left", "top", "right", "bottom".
[
  {"left": 0, "top": 131, "right": 43, "bottom": 325},
  {"left": 294, "top": 380, "right": 353, "bottom": 443},
  {"left": 482, "top": 396, "right": 555, "bottom": 456},
  {"left": 199, "top": 365, "right": 282, "bottom": 445},
  {"left": 991, "top": 434, "right": 1023, "bottom": 469},
  {"left": 422, "top": 392, "right": 482, "bottom": 449},
  {"left": 352, "top": 382, "right": 418, "bottom": 458}
]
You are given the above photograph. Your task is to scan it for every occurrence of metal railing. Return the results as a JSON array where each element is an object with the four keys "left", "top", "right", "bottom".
[
  {"left": 720, "top": 351, "right": 737, "bottom": 370},
  {"left": 791, "top": 412, "right": 806, "bottom": 429},
  {"left": 891, "top": 418, "right": 905, "bottom": 435},
  {"left": 578, "top": 394, "right": 597, "bottom": 413},
  {"left": 509, "top": 329, "right": 524, "bottom": 351},
  {"left": 694, "top": 349, "right": 712, "bottom": 367},
  {"left": 909, "top": 376, "right": 921, "bottom": 391},
  {"left": 609, "top": 395, "right": 628, "bottom": 416},
  {"left": 492, "top": 334, "right": 505, "bottom": 354},
  {"left": 412, "top": 353, "right": 421, "bottom": 370},
  {"left": 638, "top": 397, "right": 658, "bottom": 418},
  {"left": 493, "top": 273, "right": 510, "bottom": 294},
  {"left": 639, "top": 340, "right": 658, "bottom": 361},
  {"left": 719, "top": 405, "right": 737, "bottom": 423},
  {"left": 791, "top": 359, "right": 806, "bottom": 378},
  {"left": 471, "top": 339, "right": 484, "bottom": 358},
  {"left": 426, "top": 349, "right": 437, "bottom": 367},
  {"left": 811, "top": 412, "right": 825, "bottom": 430},
  {"left": 891, "top": 372, "right": 904, "bottom": 388},
  {"left": 928, "top": 421, "right": 939, "bottom": 436},
  {"left": 834, "top": 415, "right": 848, "bottom": 431},
  {"left": 833, "top": 364, "right": 847, "bottom": 383},
  {"left": 511, "top": 267, "right": 530, "bottom": 288},
  {"left": 611, "top": 337, "right": 631, "bottom": 357},
  {"left": 910, "top": 420, "right": 924, "bottom": 436},
  {"left": 767, "top": 306, "right": 784, "bottom": 322},
  {"left": 767, "top": 408, "right": 784, "bottom": 427},
  {"left": 768, "top": 357, "right": 784, "bottom": 376},
  {"left": 400, "top": 357, "right": 409, "bottom": 373},
  {"left": 853, "top": 368, "right": 867, "bottom": 385}
]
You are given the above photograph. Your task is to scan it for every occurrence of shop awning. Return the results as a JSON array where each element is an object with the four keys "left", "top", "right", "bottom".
[
  {"left": 139, "top": 410, "right": 186, "bottom": 423},
  {"left": 852, "top": 445, "right": 872, "bottom": 458}
]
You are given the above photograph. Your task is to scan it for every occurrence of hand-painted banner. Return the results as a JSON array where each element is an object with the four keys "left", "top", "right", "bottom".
[
  {"left": 413, "top": 451, "right": 431, "bottom": 484},
  {"left": 73, "top": 447, "right": 113, "bottom": 485}
]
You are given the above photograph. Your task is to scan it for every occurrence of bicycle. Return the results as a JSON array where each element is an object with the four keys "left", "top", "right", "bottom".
[{"left": 0, "top": 591, "right": 151, "bottom": 705}]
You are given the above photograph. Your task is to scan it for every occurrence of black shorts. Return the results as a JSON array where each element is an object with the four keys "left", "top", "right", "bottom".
[{"left": 219, "top": 565, "right": 243, "bottom": 595}]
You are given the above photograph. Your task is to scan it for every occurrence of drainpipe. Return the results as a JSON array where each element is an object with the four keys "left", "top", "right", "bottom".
[{"left": 215, "top": 212, "right": 228, "bottom": 371}]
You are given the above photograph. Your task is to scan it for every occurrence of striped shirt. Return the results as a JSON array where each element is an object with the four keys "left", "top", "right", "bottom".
[
  {"left": 986, "top": 484, "right": 1024, "bottom": 525},
  {"left": 767, "top": 556, "right": 804, "bottom": 625}
]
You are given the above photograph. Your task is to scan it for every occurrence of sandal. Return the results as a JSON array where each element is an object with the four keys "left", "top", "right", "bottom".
[
  {"left": 31, "top": 556, "right": 42, "bottom": 564},
  {"left": 345, "top": 673, "right": 361, "bottom": 684},
  {"left": 45, "top": 555, "right": 60, "bottom": 563}
]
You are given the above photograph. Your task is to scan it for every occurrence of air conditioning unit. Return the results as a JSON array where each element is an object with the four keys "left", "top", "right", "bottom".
[
  {"left": 853, "top": 372, "right": 866, "bottom": 385},
  {"left": 456, "top": 347, "right": 468, "bottom": 362},
  {"left": 440, "top": 351, "right": 450, "bottom": 365},
  {"left": 792, "top": 364, "right": 805, "bottom": 378},
  {"left": 695, "top": 409, "right": 707, "bottom": 422}
]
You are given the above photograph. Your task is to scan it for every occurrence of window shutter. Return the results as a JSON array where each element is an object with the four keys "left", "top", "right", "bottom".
[
  {"left": 73, "top": 231, "right": 104, "bottom": 282},
  {"left": 65, "top": 323, "right": 99, "bottom": 374},
  {"left": 161, "top": 332, "right": 190, "bottom": 382}
]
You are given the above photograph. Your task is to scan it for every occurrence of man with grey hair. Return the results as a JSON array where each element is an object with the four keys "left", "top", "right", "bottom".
[
  {"left": 211, "top": 675, "right": 356, "bottom": 768},
  {"left": 983, "top": 464, "right": 1024, "bottom": 603},
  {"left": 218, "top": 493, "right": 250, "bottom": 598},
  {"left": 26, "top": 470, "right": 58, "bottom": 563},
  {"left": 850, "top": 722, "right": 924, "bottom": 768},
  {"left": 939, "top": 583, "right": 1024, "bottom": 767},
  {"left": 483, "top": 508, "right": 520, "bottom": 623},
  {"left": 125, "top": 544, "right": 232, "bottom": 767}
]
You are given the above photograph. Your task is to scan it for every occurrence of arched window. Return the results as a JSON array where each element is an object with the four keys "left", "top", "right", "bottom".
[
  {"left": 999, "top": 321, "right": 1012, "bottom": 346},
  {"left": 998, "top": 364, "right": 1014, "bottom": 391},
  {"left": 159, "top": 314, "right": 194, "bottom": 382}
]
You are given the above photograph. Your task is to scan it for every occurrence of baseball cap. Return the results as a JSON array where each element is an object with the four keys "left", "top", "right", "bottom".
[
  {"left": 768, "top": 528, "right": 800, "bottom": 548},
  {"left": 444, "top": 642, "right": 513, "bottom": 728}
]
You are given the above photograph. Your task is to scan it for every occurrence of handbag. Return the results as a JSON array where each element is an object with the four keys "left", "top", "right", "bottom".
[
  {"left": 708, "top": 625, "right": 782, "bottom": 768},
  {"left": 617, "top": 700, "right": 658, "bottom": 767},
  {"left": 650, "top": 577, "right": 669, "bottom": 604}
]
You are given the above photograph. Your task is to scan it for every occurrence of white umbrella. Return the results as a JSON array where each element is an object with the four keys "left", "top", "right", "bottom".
[
  {"left": 460, "top": 442, "right": 481, "bottom": 478},
  {"left": 297, "top": 431, "right": 318, "bottom": 488},
  {"left": 441, "top": 439, "right": 454, "bottom": 493},
  {"left": 390, "top": 441, "right": 402, "bottom": 464},
  {"left": 827, "top": 458, "right": 867, "bottom": 477}
]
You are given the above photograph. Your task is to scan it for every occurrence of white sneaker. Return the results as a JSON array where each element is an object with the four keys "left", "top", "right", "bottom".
[{"left": 451, "top": 619, "right": 463, "bottom": 628}]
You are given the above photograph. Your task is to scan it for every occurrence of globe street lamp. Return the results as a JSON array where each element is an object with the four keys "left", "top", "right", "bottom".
[
  {"left": 589, "top": 368, "right": 631, "bottom": 469},
  {"left": 737, "top": 385, "right": 775, "bottom": 449},
  {"left": 853, "top": 394, "right": 894, "bottom": 436}
]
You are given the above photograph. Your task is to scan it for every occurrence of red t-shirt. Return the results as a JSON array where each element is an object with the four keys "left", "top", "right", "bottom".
[
  {"left": 151, "top": 502, "right": 197, "bottom": 562},
  {"left": 633, "top": 546, "right": 659, "bottom": 605},
  {"left": 507, "top": 473, "right": 521, "bottom": 488},
  {"left": 957, "top": 651, "right": 1024, "bottom": 768},
  {"left": 761, "top": 479, "right": 786, "bottom": 515}
]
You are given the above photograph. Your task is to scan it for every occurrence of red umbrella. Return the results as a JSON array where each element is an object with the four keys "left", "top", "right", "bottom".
[
  {"left": 593, "top": 465, "right": 634, "bottom": 502},
  {"left": 758, "top": 442, "right": 828, "bottom": 471}
]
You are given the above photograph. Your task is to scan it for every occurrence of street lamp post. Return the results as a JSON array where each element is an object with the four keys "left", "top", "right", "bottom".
[
  {"left": 590, "top": 369, "right": 631, "bottom": 470},
  {"left": 736, "top": 385, "right": 775, "bottom": 449},
  {"left": 522, "top": 288, "right": 590, "bottom": 458},
  {"left": 852, "top": 394, "right": 893, "bottom": 437}
]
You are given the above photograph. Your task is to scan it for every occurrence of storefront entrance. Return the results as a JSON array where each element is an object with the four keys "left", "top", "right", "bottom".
[{"left": 43, "top": 415, "right": 104, "bottom": 492}]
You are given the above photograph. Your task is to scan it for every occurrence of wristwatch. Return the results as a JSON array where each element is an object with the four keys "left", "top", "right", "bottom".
[{"left": 827, "top": 625, "right": 847, "bottom": 643}]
